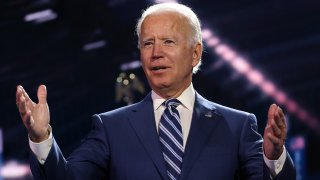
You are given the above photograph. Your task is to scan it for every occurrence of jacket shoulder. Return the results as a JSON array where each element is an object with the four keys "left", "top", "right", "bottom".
[
  {"left": 197, "top": 92, "right": 252, "bottom": 118},
  {"left": 96, "top": 103, "right": 138, "bottom": 120}
]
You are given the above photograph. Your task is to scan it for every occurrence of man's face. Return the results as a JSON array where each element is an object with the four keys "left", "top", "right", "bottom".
[{"left": 139, "top": 12, "right": 201, "bottom": 98}]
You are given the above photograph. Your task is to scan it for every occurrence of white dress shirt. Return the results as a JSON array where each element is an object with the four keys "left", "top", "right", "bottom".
[
  {"left": 30, "top": 83, "right": 286, "bottom": 177},
  {"left": 152, "top": 83, "right": 195, "bottom": 149}
]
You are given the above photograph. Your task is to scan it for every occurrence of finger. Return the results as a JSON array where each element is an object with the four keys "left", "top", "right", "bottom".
[
  {"left": 272, "top": 114, "right": 287, "bottom": 143},
  {"left": 267, "top": 104, "right": 277, "bottom": 125},
  {"left": 18, "top": 93, "right": 27, "bottom": 116},
  {"left": 16, "top": 85, "right": 23, "bottom": 105},
  {"left": 276, "top": 107, "right": 286, "bottom": 129},
  {"left": 23, "top": 110, "right": 33, "bottom": 127},
  {"left": 16, "top": 86, "right": 33, "bottom": 118},
  {"left": 20, "top": 86, "right": 35, "bottom": 106},
  {"left": 16, "top": 86, "right": 25, "bottom": 108},
  {"left": 278, "top": 107, "right": 287, "bottom": 139},
  {"left": 271, "top": 118, "right": 282, "bottom": 137},
  {"left": 37, "top": 85, "right": 47, "bottom": 104},
  {"left": 267, "top": 133, "right": 284, "bottom": 148}
]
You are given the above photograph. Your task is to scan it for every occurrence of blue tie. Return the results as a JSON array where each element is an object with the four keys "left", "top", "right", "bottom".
[{"left": 159, "top": 99, "right": 183, "bottom": 180}]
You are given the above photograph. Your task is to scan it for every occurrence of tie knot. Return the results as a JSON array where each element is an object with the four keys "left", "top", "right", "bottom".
[{"left": 164, "top": 98, "right": 181, "bottom": 108}]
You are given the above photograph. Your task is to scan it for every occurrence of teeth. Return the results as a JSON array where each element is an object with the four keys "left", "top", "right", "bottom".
[{"left": 153, "top": 66, "right": 165, "bottom": 70}]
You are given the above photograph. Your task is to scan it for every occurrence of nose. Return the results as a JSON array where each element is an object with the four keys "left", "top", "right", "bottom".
[{"left": 152, "top": 42, "right": 163, "bottom": 60}]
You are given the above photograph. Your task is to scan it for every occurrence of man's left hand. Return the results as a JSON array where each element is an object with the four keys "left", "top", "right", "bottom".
[{"left": 263, "top": 104, "right": 287, "bottom": 160}]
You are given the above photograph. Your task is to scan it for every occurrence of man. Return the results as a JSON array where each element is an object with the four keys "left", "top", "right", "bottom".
[{"left": 16, "top": 3, "right": 295, "bottom": 180}]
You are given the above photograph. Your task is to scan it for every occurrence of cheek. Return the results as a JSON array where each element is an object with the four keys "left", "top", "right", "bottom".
[
  {"left": 140, "top": 55, "right": 148, "bottom": 68},
  {"left": 140, "top": 59, "right": 146, "bottom": 68},
  {"left": 180, "top": 55, "right": 194, "bottom": 69},
  {"left": 140, "top": 49, "right": 149, "bottom": 60}
]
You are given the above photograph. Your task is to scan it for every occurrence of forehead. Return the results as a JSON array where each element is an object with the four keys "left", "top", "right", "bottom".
[{"left": 141, "top": 11, "right": 190, "bottom": 35}]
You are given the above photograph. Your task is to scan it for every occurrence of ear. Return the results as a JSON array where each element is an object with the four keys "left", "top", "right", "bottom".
[{"left": 192, "top": 42, "right": 202, "bottom": 67}]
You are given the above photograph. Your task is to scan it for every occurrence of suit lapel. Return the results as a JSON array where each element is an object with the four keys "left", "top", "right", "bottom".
[
  {"left": 180, "top": 93, "right": 223, "bottom": 179},
  {"left": 127, "top": 94, "right": 168, "bottom": 180}
]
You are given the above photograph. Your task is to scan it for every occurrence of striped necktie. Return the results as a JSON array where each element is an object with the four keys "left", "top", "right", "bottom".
[{"left": 159, "top": 99, "right": 183, "bottom": 180}]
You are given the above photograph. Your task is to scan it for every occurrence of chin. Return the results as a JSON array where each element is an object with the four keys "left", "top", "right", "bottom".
[{"left": 150, "top": 81, "right": 171, "bottom": 90}]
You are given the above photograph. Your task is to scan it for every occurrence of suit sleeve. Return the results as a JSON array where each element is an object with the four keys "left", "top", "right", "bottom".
[
  {"left": 237, "top": 114, "right": 296, "bottom": 180},
  {"left": 238, "top": 113, "right": 264, "bottom": 179},
  {"left": 263, "top": 151, "right": 296, "bottom": 180},
  {"left": 29, "top": 114, "right": 110, "bottom": 180}
]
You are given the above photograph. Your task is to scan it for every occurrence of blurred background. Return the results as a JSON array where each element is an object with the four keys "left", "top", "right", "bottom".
[{"left": 1, "top": 0, "right": 319, "bottom": 179}]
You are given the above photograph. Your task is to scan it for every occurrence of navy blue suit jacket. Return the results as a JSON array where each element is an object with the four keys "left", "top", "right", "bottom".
[{"left": 30, "top": 92, "right": 295, "bottom": 179}]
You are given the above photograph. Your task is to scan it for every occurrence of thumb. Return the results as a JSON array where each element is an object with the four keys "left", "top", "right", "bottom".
[
  {"left": 37, "top": 85, "right": 47, "bottom": 104},
  {"left": 267, "top": 104, "right": 277, "bottom": 125}
]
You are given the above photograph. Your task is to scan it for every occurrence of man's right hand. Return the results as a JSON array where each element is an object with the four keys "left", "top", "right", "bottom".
[{"left": 16, "top": 85, "right": 50, "bottom": 142}]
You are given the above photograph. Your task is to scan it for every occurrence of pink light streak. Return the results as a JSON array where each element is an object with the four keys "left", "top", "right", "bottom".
[
  {"left": 247, "top": 70, "right": 264, "bottom": 85},
  {"left": 215, "top": 44, "right": 230, "bottom": 56},
  {"left": 231, "top": 57, "right": 251, "bottom": 74},
  {"left": 201, "top": 27, "right": 320, "bottom": 133},
  {"left": 151, "top": 1, "right": 320, "bottom": 134},
  {"left": 207, "top": 37, "right": 220, "bottom": 47},
  {"left": 274, "top": 91, "right": 288, "bottom": 105},
  {"left": 261, "top": 81, "right": 276, "bottom": 96},
  {"left": 286, "top": 100, "right": 298, "bottom": 112},
  {"left": 201, "top": 29, "right": 212, "bottom": 40},
  {"left": 0, "top": 161, "right": 31, "bottom": 178}
]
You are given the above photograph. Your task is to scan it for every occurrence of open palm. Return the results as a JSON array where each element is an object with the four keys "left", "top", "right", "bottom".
[
  {"left": 16, "top": 85, "right": 50, "bottom": 142},
  {"left": 263, "top": 104, "right": 287, "bottom": 160}
]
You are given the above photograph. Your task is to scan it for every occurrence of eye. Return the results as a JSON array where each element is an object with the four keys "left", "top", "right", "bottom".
[
  {"left": 164, "top": 39, "right": 175, "bottom": 45},
  {"left": 142, "top": 41, "right": 153, "bottom": 48}
]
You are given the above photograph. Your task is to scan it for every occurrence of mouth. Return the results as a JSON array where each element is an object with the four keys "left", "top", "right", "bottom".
[{"left": 151, "top": 66, "right": 168, "bottom": 71}]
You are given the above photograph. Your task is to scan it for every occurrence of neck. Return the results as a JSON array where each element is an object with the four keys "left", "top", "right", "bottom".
[{"left": 154, "top": 82, "right": 191, "bottom": 99}]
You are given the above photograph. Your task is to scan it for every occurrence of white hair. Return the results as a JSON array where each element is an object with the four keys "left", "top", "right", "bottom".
[{"left": 136, "top": 3, "right": 202, "bottom": 74}]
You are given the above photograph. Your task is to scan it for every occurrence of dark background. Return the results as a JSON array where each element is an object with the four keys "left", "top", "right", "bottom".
[{"left": 1, "top": 0, "right": 319, "bottom": 179}]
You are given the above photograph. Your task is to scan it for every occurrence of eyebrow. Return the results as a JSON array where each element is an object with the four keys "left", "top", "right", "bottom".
[{"left": 141, "top": 37, "right": 154, "bottom": 42}]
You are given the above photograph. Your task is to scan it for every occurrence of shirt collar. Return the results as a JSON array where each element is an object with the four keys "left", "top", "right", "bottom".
[{"left": 152, "top": 83, "right": 195, "bottom": 111}]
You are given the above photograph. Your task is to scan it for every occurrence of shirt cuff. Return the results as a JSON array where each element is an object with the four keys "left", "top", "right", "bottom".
[
  {"left": 29, "top": 125, "right": 53, "bottom": 165},
  {"left": 263, "top": 146, "right": 287, "bottom": 177}
]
